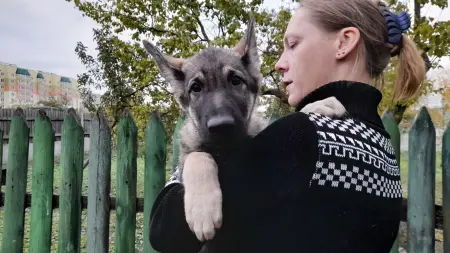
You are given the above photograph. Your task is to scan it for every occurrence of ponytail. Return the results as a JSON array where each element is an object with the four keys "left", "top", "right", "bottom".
[{"left": 393, "top": 35, "right": 427, "bottom": 102}]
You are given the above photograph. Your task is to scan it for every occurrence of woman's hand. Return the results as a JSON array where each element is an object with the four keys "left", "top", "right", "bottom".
[{"left": 300, "top": 96, "right": 346, "bottom": 117}]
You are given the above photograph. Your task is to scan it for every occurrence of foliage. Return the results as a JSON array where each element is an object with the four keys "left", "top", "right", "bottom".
[
  {"left": 37, "top": 94, "right": 71, "bottom": 109},
  {"left": 378, "top": 0, "right": 450, "bottom": 119},
  {"left": 257, "top": 5, "right": 295, "bottom": 117},
  {"left": 69, "top": 0, "right": 299, "bottom": 141},
  {"left": 68, "top": 0, "right": 450, "bottom": 137}
]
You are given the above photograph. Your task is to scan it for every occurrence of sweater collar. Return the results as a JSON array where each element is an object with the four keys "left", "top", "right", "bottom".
[{"left": 295, "top": 80, "right": 384, "bottom": 128}]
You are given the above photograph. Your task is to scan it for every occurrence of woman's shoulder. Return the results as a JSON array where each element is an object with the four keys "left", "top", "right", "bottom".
[
  {"left": 306, "top": 112, "right": 402, "bottom": 200},
  {"left": 253, "top": 111, "right": 320, "bottom": 149}
]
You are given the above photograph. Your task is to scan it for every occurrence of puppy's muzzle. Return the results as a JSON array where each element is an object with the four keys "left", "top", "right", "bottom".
[{"left": 207, "top": 115, "right": 236, "bottom": 134}]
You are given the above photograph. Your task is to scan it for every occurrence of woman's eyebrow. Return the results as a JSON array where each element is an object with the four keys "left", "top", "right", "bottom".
[{"left": 284, "top": 34, "right": 301, "bottom": 44}]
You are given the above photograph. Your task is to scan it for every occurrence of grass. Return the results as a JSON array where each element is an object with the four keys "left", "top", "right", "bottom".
[{"left": 0, "top": 151, "right": 445, "bottom": 252}]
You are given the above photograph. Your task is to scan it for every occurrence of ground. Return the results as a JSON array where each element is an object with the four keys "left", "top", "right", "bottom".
[{"left": 0, "top": 151, "right": 445, "bottom": 252}]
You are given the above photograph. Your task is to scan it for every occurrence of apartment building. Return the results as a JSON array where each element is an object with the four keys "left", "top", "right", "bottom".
[{"left": 0, "top": 62, "right": 83, "bottom": 109}]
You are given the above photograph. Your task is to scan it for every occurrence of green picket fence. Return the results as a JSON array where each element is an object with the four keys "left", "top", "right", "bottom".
[{"left": 0, "top": 106, "right": 448, "bottom": 253}]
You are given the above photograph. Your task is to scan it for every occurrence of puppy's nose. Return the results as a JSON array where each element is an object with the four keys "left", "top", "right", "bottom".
[{"left": 207, "top": 115, "right": 235, "bottom": 133}]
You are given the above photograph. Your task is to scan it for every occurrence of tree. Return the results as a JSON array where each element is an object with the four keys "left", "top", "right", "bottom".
[
  {"left": 68, "top": 0, "right": 450, "bottom": 138},
  {"left": 37, "top": 94, "right": 71, "bottom": 109},
  {"left": 68, "top": 0, "right": 295, "bottom": 140}
]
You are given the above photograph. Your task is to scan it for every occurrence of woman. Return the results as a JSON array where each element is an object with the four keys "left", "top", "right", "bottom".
[{"left": 148, "top": 0, "right": 426, "bottom": 252}]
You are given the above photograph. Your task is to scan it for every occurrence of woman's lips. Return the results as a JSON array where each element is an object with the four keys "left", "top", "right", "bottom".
[
  {"left": 283, "top": 80, "right": 293, "bottom": 86},
  {"left": 283, "top": 80, "right": 293, "bottom": 93}
]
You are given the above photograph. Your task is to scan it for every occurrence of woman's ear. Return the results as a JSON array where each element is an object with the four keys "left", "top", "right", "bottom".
[{"left": 335, "top": 27, "right": 361, "bottom": 60}]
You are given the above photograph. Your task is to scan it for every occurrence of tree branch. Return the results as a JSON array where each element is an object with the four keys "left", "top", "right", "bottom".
[
  {"left": 196, "top": 17, "right": 210, "bottom": 42},
  {"left": 148, "top": 26, "right": 175, "bottom": 35},
  {"left": 124, "top": 84, "right": 149, "bottom": 98},
  {"left": 218, "top": 16, "right": 225, "bottom": 37},
  {"left": 268, "top": 69, "right": 280, "bottom": 85},
  {"left": 261, "top": 89, "right": 289, "bottom": 104}
]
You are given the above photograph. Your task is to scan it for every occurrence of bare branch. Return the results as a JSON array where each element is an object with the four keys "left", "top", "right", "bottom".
[
  {"left": 196, "top": 17, "right": 210, "bottom": 42},
  {"left": 261, "top": 88, "right": 289, "bottom": 104},
  {"left": 218, "top": 16, "right": 225, "bottom": 37},
  {"left": 83, "top": 159, "right": 89, "bottom": 170},
  {"left": 268, "top": 69, "right": 280, "bottom": 85},
  {"left": 423, "top": 52, "right": 432, "bottom": 71}
]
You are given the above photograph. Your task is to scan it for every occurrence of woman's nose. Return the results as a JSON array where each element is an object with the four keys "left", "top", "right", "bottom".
[{"left": 274, "top": 57, "right": 288, "bottom": 73}]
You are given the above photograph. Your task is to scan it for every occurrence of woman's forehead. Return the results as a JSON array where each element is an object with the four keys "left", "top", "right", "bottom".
[{"left": 285, "top": 9, "right": 315, "bottom": 36}]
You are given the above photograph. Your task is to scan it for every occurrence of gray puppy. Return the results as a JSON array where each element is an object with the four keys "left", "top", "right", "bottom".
[{"left": 143, "top": 14, "right": 346, "bottom": 242}]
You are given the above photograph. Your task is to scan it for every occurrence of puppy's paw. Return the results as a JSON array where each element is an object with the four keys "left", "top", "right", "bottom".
[
  {"left": 183, "top": 152, "right": 223, "bottom": 242},
  {"left": 301, "top": 96, "right": 346, "bottom": 118}
]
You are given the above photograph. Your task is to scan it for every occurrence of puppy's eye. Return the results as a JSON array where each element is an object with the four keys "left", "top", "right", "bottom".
[
  {"left": 190, "top": 82, "right": 202, "bottom": 93},
  {"left": 231, "top": 76, "right": 243, "bottom": 86}
]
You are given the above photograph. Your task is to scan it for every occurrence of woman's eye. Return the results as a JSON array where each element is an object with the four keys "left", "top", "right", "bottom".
[
  {"left": 231, "top": 76, "right": 243, "bottom": 86},
  {"left": 288, "top": 42, "right": 298, "bottom": 49},
  {"left": 190, "top": 82, "right": 202, "bottom": 92}
]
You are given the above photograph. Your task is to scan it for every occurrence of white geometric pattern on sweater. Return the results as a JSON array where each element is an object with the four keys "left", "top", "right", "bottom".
[
  {"left": 307, "top": 112, "right": 402, "bottom": 198},
  {"left": 311, "top": 161, "right": 402, "bottom": 198},
  {"left": 308, "top": 113, "right": 399, "bottom": 176},
  {"left": 309, "top": 113, "right": 396, "bottom": 156},
  {"left": 318, "top": 140, "right": 399, "bottom": 176}
]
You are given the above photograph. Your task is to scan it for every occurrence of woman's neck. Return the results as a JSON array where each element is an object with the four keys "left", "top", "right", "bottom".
[{"left": 295, "top": 80, "right": 384, "bottom": 129}]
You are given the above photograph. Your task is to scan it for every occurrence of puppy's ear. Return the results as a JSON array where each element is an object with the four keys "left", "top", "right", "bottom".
[
  {"left": 232, "top": 13, "right": 260, "bottom": 70},
  {"left": 143, "top": 40, "right": 185, "bottom": 84},
  {"left": 143, "top": 40, "right": 188, "bottom": 110}
]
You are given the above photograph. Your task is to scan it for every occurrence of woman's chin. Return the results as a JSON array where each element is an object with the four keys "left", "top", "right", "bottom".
[{"left": 288, "top": 94, "right": 302, "bottom": 108}]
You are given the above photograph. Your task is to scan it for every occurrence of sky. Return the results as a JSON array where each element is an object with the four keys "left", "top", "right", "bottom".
[{"left": 0, "top": 0, "right": 449, "bottom": 95}]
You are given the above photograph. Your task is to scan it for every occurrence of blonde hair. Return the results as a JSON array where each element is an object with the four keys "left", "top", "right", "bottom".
[{"left": 299, "top": 0, "right": 426, "bottom": 102}]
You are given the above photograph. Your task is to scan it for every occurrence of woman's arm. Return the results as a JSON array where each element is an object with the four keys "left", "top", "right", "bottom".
[
  {"left": 249, "top": 111, "right": 319, "bottom": 197},
  {"left": 148, "top": 111, "right": 320, "bottom": 251},
  {"left": 217, "top": 112, "right": 320, "bottom": 223},
  {"left": 148, "top": 168, "right": 204, "bottom": 253}
]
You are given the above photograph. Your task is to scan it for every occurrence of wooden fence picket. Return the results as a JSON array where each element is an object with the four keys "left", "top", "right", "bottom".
[
  {"left": 144, "top": 111, "right": 167, "bottom": 253},
  {"left": 1, "top": 108, "right": 30, "bottom": 253},
  {"left": 86, "top": 109, "right": 112, "bottom": 253},
  {"left": 407, "top": 107, "right": 436, "bottom": 253},
  {"left": 58, "top": 109, "right": 85, "bottom": 253},
  {"left": 382, "top": 110, "right": 401, "bottom": 253},
  {"left": 171, "top": 116, "right": 184, "bottom": 173},
  {"left": 442, "top": 123, "right": 450, "bottom": 253},
  {"left": 115, "top": 109, "right": 138, "bottom": 253},
  {"left": 29, "top": 110, "right": 55, "bottom": 252}
]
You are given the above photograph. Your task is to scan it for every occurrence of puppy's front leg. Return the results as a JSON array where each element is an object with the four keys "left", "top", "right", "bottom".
[
  {"left": 300, "top": 96, "right": 347, "bottom": 118},
  {"left": 183, "top": 151, "right": 222, "bottom": 242}
]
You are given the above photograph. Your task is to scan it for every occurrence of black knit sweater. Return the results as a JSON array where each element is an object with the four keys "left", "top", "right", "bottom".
[{"left": 148, "top": 80, "right": 402, "bottom": 253}]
